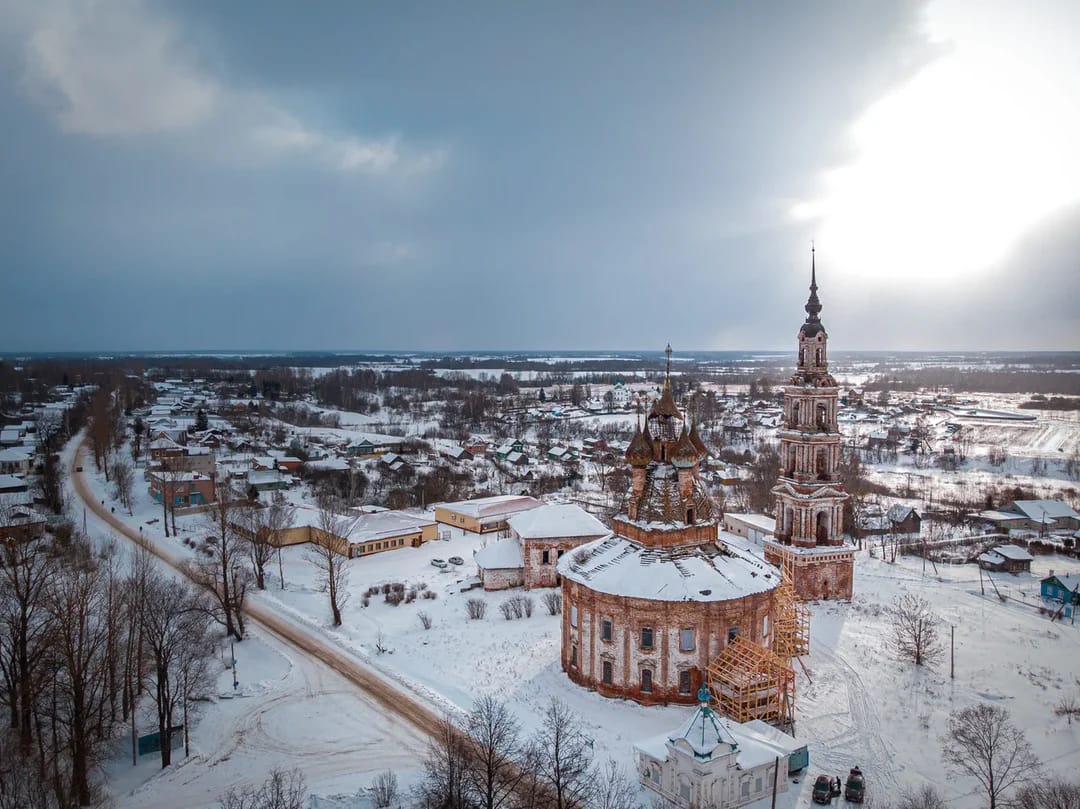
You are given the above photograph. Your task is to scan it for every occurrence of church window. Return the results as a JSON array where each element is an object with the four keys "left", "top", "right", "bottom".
[
  {"left": 641, "top": 626, "right": 654, "bottom": 649},
  {"left": 741, "top": 779, "right": 751, "bottom": 798},
  {"left": 763, "top": 615, "right": 769, "bottom": 637},
  {"left": 728, "top": 626, "right": 739, "bottom": 643},
  {"left": 542, "top": 550, "right": 550, "bottom": 564},
  {"left": 756, "top": 777, "right": 763, "bottom": 793},
  {"left": 601, "top": 619, "right": 613, "bottom": 642},
  {"left": 641, "top": 668, "right": 653, "bottom": 693},
  {"left": 571, "top": 644, "right": 577, "bottom": 667},
  {"left": 678, "top": 669, "right": 692, "bottom": 694},
  {"left": 679, "top": 628, "right": 695, "bottom": 652},
  {"left": 602, "top": 660, "right": 613, "bottom": 685},
  {"left": 570, "top": 605, "right": 578, "bottom": 628},
  {"left": 679, "top": 781, "right": 691, "bottom": 802}
]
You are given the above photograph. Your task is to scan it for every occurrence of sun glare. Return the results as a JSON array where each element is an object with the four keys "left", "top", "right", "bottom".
[{"left": 793, "top": 1, "right": 1080, "bottom": 282}]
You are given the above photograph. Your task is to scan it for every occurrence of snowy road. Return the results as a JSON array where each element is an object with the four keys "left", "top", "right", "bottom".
[{"left": 108, "top": 628, "right": 427, "bottom": 809}]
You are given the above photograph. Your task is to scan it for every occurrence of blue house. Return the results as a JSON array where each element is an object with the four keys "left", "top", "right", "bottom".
[{"left": 1040, "top": 574, "right": 1080, "bottom": 619}]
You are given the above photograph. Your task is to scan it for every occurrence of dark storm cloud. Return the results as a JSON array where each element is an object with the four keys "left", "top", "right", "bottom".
[{"left": 0, "top": 0, "right": 1073, "bottom": 352}]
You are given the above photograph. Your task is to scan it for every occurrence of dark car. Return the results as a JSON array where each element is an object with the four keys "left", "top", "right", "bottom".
[
  {"left": 448, "top": 556, "right": 464, "bottom": 565},
  {"left": 812, "top": 775, "right": 833, "bottom": 804},
  {"left": 845, "top": 767, "right": 865, "bottom": 803}
]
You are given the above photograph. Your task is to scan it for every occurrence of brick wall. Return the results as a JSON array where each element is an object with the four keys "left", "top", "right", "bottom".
[{"left": 561, "top": 579, "right": 778, "bottom": 706}]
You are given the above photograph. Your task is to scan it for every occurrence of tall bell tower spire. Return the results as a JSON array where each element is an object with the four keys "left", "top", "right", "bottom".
[{"left": 764, "top": 248, "right": 854, "bottom": 601}]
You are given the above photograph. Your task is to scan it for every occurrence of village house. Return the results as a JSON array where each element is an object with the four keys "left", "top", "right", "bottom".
[
  {"left": 886, "top": 504, "right": 922, "bottom": 534},
  {"left": 634, "top": 687, "right": 804, "bottom": 809},
  {"left": 976, "top": 544, "right": 1034, "bottom": 574},
  {"left": 0, "top": 447, "right": 34, "bottom": 476},
  {"left": 346, "top": 434, "right": 406, "bottom": 458},
  {"left": 433, "top": 439, "right": 473, "bottom": 462},
  {"left": 149, "top": 470, "right": 216, "bottom": 507},
  {"left": 1040, "top": 573, "right": 1079, "bottom": 619},
  {"left": 495, "top": 439, "right": 526, "bottom": 460},
  {"left": 980, "top": 500, "right": 1080, "bottom": 534},
  {"left": 435, "top": 494, "right": 542, "bottom": 534},
  {"left": 0, "top": 500, "right": 47, "bottom": 542}
]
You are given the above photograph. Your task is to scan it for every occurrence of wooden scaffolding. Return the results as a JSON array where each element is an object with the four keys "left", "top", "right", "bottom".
[
  {"left": 706, "top": 636, "right": 796, "bottom": 728},
  {"left": 772, "top": 552, "right": 810, "bottom": 660}
]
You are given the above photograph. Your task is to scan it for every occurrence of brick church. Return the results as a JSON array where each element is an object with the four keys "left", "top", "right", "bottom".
[{"left": 557, "top": 348, "right": 784, "bottom": 706}]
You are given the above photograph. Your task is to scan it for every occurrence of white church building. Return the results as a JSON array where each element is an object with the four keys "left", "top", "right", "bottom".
[{"left": 634, "top": 686, "right": 805, "bottom": 808}]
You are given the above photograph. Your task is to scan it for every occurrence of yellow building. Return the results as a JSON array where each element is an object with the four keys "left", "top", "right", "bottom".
[{"left": 434, "top": 494, "right": 542, "bottom": 534}]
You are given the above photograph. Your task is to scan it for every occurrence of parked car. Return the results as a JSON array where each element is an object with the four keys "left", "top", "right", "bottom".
[
  {"left": 812, "top": 775, "right": 832, "bottom": 804},
  {"left": 430, "top": 558, "right": 448, "bottom": 569},
  {"left": 448, "top": 556, "right": 464, "bottom": 565},
  {"left": 844, "top": 767, "right": 865, "bottom": 803}
]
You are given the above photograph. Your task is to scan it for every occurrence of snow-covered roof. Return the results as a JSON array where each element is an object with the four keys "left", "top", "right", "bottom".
[
  {"left": 1043, "top": 573, "right": 1080, "bottom": 591},
  {"left": 343, "top": 510, "right": 435, "bottom": 543},
  {"left": 508, "top": 503, "right": 607, "bottom": 540},
  {"left": 887, "top": 504, "right": 918, "bottom": 523},
  {"left": 1010, "top": 500, "right": 1080, "bottom": 522},
  {"left": 635, "top": 712, "right": 803, "bottom": 770},
  {"left": 438, "top": 494, "right": 542, "bottom": 519},
  {"left": 474, "top": 537, "right": 524, "bottom": 570},
  {"left": 986, "top": 544, "right": 1034, "bottom": 562},
  {"left": 723, "top": 513, "right": 776, "bottom": 533},
  {"left": 557, "top": 532, "right": 781, "bottom": 603},
  {"left": 978, "top": 510, "right": 1026, "bottom": 522},
  {"left": 0, "top": 474, "right": 28, "bottom": 492}
]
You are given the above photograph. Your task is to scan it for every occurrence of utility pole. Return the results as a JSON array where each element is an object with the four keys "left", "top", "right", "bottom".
[
  {"left": 771, "top": 755, "right": 780, "bottom": 809},
  {"left": 950, "top": 625, "right": 955, "bottom": 680}
]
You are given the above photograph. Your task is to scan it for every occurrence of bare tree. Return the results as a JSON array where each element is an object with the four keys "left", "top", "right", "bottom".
[
  {"left": 48, "top": 561, "right": 112, "bottom": 804},
  {"left": 415, "top": 716, "right": 472, "bottom": 809},
  {"left": 530, "top": 697, "right": 594, "bottom": 809},
  {"left": 140, "top": 571, "right": 213, "bottom": 768},
  {"left": 1054, "top": 693, "right": 1080, "bottom": 724},
  {"left": 364, "top": 770, "right": 399, "bottom": 809},
  {"left": 895, "top": 784, "right": 948, "bottom": 809},
  {"left": 890, "top": 593, "right": 942, "bottom": 667},
  {"left": 588, "top": 759, "right": 641, "bottom": 809},
  {"left": 241, "top": 491, "right": 295, "bottom": 591},
  {"left": 305, "top": 496, "right": 350, "bottom": 626},
  {"left": 0, "top": 531, "right": 56, "bottom": 750},
  {"left": 1015, "top": 778, "right": 1080, "bottom": 809},
  {"left": 111, "top": 454, "right": 135, "bottom": 515},
  {"left": 465, "top": 695, "right": 525, "bottom": 809},
  {"left": 942, "top": 704, "right": 1040, "bottom": 809},
  {"left": 220, "top": 767, "right": 307, "bottom": 809},
  {"left": 188, "top": 477, "right": 250, "bottom": 640}
]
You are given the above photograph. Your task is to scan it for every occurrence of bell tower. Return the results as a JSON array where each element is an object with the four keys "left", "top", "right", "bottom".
[{"left": 765, "top": 248, "right": 854, "bottom": 600}]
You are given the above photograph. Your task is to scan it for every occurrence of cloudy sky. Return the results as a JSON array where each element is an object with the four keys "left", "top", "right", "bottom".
[{"left": 1, "top": 0, "right": 1078, "bottom": 353}]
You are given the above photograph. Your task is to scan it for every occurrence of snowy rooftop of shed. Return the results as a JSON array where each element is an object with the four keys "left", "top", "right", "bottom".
[
  {"left": 508, "top": 503, "right": 607, "bottom": 540},
  {"left": 557, "top": 531, "right": 780, "bottom": 602},
  {"left": 474, "top": 537, "right": 524, "bottom": 570},
  {"left": 438, "top": 494, "right": 542, "bottom": 519}
]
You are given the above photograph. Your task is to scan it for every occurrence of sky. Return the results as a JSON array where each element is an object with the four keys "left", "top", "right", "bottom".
[{"left": 0, "top": 0, "right": 1078, "bottom": 353}]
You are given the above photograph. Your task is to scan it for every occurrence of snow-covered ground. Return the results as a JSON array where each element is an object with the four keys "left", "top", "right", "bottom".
[
  {"left": 76, "top": 438, "right": 1080, "bottom": 809},
  {"left": 66, "top": 442, "right": 427, "bottom": 809}
]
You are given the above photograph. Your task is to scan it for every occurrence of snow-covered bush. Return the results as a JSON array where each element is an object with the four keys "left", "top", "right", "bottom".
[
  {"left": 500, "top": 601, "right": 515, "bottom": 620},
  {"left": 418, "top": 611, "right": 433, "bottom": 630}
]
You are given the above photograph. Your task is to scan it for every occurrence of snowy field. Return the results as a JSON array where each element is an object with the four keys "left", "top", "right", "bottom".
[{"left": 74, "top": 439, "right": 1080, "bottom": 809}]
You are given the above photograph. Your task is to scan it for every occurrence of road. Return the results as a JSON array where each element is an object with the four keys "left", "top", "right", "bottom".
[{"left": 70, "top": 441, "right": 444, "bottom": 801}]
